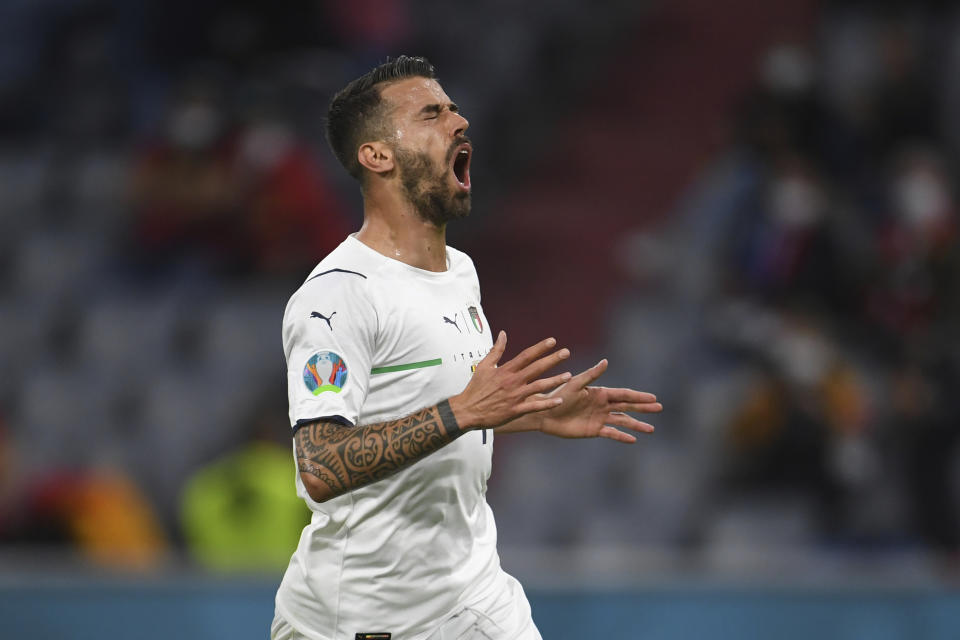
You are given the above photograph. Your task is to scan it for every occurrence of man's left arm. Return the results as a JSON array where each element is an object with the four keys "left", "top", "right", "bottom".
[{"left": 496, "top": 358, "right": 662, "bottom": 442}]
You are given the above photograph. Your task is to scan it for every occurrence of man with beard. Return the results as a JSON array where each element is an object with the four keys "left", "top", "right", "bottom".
[{"left": 273, "top": 56, "right": 662, "bottom": 640}]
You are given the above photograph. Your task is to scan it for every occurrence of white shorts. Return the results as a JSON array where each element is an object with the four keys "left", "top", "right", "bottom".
[{"left": 271, "top": 573, "right": 542, "bottom": 640}]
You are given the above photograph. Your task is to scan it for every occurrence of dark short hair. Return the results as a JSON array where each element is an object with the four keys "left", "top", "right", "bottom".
[{"left": 326, "top": 55, "right": 437, "bottom": 180}]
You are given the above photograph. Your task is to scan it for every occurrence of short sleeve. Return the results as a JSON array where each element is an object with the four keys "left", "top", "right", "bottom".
[{"left": 282, "top": 275, "right": 377, "bottom": 428}]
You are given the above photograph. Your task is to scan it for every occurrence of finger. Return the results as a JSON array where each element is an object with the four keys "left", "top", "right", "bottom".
[
  {"left": 480, "top": 330, "right": 507, "bottom": 369},
  {"left": 540, "top": 379, "right": 570, "bottom": 395},
  {"left": 606, "top": 412, "right": 655, "bottom": 433},
  {"left": 604, "top": 387, "right": 658, "bottom": 404},
  {"left": 568, "top": 358, "right": 609, "bottom": 389},
  {"left": 597, "top": 426, "right": 637, "bottom": 444},
  {"left": 516, "top": 395, "right": 564, "bottom": 415},
  {"left": 610, "top": 401, "right": 663, "bottom": 414},
  {"left": 504, "top": 337, "right": 559, "bottom": 372},
  {"left": 525, "top": 372, "right": 572, "bottom": 395},
  {"left": 520, "top": 346, "right": 570, "bottom": 381}
]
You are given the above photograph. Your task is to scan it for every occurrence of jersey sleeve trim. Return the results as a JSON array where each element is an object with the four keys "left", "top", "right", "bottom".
[{"left": 292, "top": 415, "right": 355, "bottom": 435}]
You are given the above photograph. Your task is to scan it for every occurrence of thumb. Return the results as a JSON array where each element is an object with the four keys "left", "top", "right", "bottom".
[
  {"left": 482, "top": 330, "right": 507, "bottom": 368},
  {"left": 571, "top": 358, "right": 608, "bottom": 389}
]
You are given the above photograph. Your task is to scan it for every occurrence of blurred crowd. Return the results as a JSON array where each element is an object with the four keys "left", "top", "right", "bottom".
[
  {"left": 716, "top": 10, "right": 960, "bottom": 553},
  {"left": 512, "top": 1, "right": 960, "bottom": 568},
  {"left": 0, "top": 0, "right": 397, "bottom": 570}
]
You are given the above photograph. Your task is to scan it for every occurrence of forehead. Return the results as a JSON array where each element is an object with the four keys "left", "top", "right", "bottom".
[{"left": 379, "top": 77, "right": 451, "bottom": 117}]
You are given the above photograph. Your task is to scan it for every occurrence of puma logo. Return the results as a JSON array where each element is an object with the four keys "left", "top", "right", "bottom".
[
  {"left": 310, "top": 311, "right": 336, "bottom": 330},
  {"left": 443, "top": 315, "right": 461, "bottom": 333}
]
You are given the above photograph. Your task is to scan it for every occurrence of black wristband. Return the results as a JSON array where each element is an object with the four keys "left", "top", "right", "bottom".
[{"left": 436, "top": 399, "right": 463, "bottom": 439}]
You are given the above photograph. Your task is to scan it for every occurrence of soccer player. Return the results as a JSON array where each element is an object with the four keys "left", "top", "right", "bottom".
[{"left": 273, "top": 56, "right": 662, "bottom": 640}]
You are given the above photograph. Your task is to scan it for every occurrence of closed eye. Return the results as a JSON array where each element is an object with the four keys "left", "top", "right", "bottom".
[
  {"left": 420, "top": 105, "right": 441, "bottom": 119},
  {"left": 419, "top": 103, "right": 459, "bottom": 120}
]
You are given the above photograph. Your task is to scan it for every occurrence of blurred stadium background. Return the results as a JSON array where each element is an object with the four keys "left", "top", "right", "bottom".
[{"left": 1, "top": 0, "right": 959, "bottom": 638}]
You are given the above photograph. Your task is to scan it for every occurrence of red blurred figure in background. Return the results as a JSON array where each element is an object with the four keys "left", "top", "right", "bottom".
[{"left": 131, "top": 84, "right": 351, "bottom": 277}]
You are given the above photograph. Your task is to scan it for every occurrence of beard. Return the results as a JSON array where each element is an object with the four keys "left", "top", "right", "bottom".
[{"left": 394, "top": 144, "right": 471, "bottom": 227}]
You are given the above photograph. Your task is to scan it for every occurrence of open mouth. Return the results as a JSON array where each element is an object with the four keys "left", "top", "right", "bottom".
[{"left": 451, "top": 142, "right": 472, "bottom": 192}]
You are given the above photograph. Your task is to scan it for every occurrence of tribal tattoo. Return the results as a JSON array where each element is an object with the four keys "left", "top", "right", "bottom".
[{"left": 295, "top": 400, "right": 463, "bottom": 500}]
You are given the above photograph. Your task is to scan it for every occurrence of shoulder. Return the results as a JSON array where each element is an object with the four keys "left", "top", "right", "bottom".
[
  {"left": 301, "top": 237, "right": 384, "bottom": 295},
  {"left": 304, "top": 237, "right": 379, "bottom": 286},
  {"left": 284, "top": 238, "right": 380, "bottom": 326},
  {"left": 446, "top": 244, "right": 478, "bottom": 277},
  {"left": 446, "top": 244, "right": 481, "bottom": 297}
]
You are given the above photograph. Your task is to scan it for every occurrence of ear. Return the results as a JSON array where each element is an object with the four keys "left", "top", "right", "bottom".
[{"left": 357, "top": 141, "right": 394, "bottom": 175}]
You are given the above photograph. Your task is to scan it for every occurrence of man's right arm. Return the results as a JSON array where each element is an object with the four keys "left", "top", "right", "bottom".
[
  {"left": 296, "top": 332, "right": 570, "bottom": 503},
  {"left": 295, "top": 400, "right": 460, "bottom": 502}
]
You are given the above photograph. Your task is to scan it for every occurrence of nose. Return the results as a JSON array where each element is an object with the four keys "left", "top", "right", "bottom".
[{"left": 451, "top": 111, "right": 469, "bottom": 137}]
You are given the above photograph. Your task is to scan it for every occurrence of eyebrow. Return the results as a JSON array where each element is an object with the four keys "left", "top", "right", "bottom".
[{"left": 419, "top": 102, "right": 459, "bottom": 116}]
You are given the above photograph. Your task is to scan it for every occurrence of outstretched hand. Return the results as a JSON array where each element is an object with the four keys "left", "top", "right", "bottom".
[
  {"left": 538, "top": 358, "right": 662, "bottom": 443},
  {"left": 449, "top": 331, "right": 572, "bottom": 431}
]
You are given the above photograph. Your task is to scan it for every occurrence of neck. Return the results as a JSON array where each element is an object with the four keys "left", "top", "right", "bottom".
[{"left": 355, "top": 187, "right": 448, "bottom": 272}]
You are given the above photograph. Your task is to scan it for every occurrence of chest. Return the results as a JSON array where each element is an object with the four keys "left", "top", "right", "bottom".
[{"left": 369, "top": 277, "right": 493, "bottom": 402}]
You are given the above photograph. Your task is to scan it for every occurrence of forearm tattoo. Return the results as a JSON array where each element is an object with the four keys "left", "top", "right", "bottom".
[{"left": 295, "top": 400, "right": 464, "bottom": 499}]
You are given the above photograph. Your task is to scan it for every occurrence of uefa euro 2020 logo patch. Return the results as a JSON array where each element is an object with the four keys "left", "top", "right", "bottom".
[{"left": 303, "top": 351, "right": 348, "bottom": 395}]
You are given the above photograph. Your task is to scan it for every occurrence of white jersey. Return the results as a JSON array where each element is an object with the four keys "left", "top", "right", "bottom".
[{"left": 276, "top": 235, "right": 506, "bottom": 640}]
